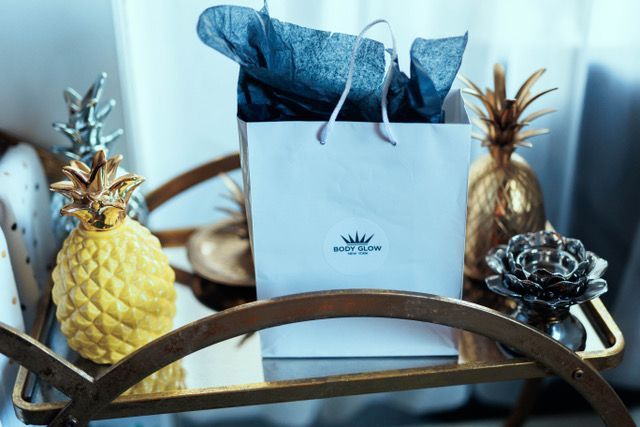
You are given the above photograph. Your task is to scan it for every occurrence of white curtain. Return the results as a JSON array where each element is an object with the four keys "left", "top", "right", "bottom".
[
  {"left": 111, "top": 0, "right": 591, "bottom": 234},
  {"left": 579, "top": 0, "right": 640, "bottom": 389}
]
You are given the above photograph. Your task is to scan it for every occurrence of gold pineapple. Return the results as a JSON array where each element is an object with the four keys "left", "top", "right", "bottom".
[
  {"left": 51, "top": 151, "right": 176, "bottom": 364},
  {"left": 460, "top": 64, "right": 557, "bottom": 280}
]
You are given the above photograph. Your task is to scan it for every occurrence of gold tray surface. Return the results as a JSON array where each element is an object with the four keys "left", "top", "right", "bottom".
[{"left": 12, "top": 277, "right": 624, "bottom": 425}]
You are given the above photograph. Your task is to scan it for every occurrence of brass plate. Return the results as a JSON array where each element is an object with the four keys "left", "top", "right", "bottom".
[{"left": 186, "top": 220, "right": 255, "bottom": 287}]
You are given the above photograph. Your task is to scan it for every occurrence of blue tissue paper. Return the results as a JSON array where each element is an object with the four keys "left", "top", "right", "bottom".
[{"left": 197, "top": 5, "right": 467, "bottom": 123}]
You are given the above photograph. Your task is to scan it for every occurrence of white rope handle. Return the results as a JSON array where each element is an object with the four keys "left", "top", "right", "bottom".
[{"left": 319, "top": 19, "right": 398, "bottom": 146}]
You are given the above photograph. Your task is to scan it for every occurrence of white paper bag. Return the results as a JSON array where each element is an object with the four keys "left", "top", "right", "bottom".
[
  {"left": 238, "top": 20, "right": 471, "bottom": 358},
  {"left": 239, "top": 88, "right": 470, "bottom": 358}
]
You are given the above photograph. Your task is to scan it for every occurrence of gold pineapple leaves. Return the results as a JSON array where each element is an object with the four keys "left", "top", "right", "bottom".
[
  {"left": 459, "top": 64, "right": 557, "bottom": 149},
  {"left": 217, "top": 174, "right": 248, "bottom": 239},
  {"left": 50, "top": 150, "right": 144, "bottom": 230}
]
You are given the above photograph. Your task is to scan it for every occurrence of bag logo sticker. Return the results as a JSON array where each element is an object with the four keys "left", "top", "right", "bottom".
[
  {"left": 335, "top": 232, "right": 381, "bottom": 254},
  {"left": 324, "top": 218, "right": 389, "bottom": 275}
]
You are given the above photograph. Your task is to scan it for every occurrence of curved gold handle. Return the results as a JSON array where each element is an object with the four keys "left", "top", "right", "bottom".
[
  {"left": 145, "top": 152, "right": 241, "bottom": 252},
  {"left": 145, "top": 153, "right": 240, "bottom": 212},
  {"left": 47, "top": 290, "right": 633, "bottom": 427},
  {"left": 0, "top": 321, "right": 93, "bottom": 399}
]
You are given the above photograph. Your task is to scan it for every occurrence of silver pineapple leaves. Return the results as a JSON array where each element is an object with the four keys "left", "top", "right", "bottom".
[
  {"left": 52, "top": 72, "right": 123, "bottom": 161},
  {"left": 50, "top": 72, "right": 148, "bottom": 243}
]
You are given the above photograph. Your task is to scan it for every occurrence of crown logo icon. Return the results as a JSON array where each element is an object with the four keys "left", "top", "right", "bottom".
[{"left": 341, "top": 232, "right": 374, "bottom": 245}]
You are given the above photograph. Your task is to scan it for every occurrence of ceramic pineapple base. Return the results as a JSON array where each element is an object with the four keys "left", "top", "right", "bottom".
[
  {"left": 52, "top": 217, "right": 176, "bottom": 364},
  {"left": 464, "top": 152, "right": 545, "bottom": 280},
  {"left": 124, "top": 361, "right": 186, "bottom": 396}
]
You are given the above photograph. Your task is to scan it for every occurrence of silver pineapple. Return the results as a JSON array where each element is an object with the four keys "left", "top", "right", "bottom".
[{"left": 51, "top": 72, "right": 148, "bottom": 243}]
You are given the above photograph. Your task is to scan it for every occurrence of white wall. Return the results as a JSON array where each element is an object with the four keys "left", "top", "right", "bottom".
[
  {"left": 0, "top": 0, "right": 131, "bottom": 165},
  {"left": 111, "top": 0, "right": 249, "bottom": 231}
]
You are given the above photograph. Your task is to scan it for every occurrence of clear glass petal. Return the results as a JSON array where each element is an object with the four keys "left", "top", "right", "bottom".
[
  {"left": 485, "top": 246, "right": 508, "bottom": 274},
  {"left": 586, "top": 252, "right": 608, "bottom": 280}
]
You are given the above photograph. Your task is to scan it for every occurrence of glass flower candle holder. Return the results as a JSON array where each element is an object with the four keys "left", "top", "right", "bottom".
[{"left": 485, "top": 231, "right": 608, "bottom": 351}]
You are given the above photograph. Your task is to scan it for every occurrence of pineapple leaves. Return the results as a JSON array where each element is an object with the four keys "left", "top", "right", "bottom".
[
  {"left": 515, "top": 141, "right": 534, "bottom": 148},
  {"left": 69, "top": 160, "right": 91, "bottom": 174},
  {"left": 498, "top": 99, "right": 515, "bottom": 128},
  {"left": 216, "top": 206, "right": 241, "bottom": 216},
  {"left": 53, "top": 122, "right": 84, "bottom": 146},
  {"left": 493, "top": 64, "right": 506, "bottom": 110},
  {"left": 471, "top": 118, "right": 489, "bottom": 132},
  {"left": 485, "top": 89, "right": 497, "bottom": 112},
  {"left": 217, "top": 174, "right": 248, "bottom": 239},
  {"left": 63, "top": 88, "right": 83, "bottom": 114},
  {"left": 60, "top": 202, "right": 94, "bottom": 225},
  {"left": 109, "top": 174, "right": 145, "bottom": 205},
  {"left": 82, "top": 73, "right": 107, "bottom": 116},
  {"left": 516, "top": 128, "right": 550, "bottom": 141},
  {"left": 50, "top": 149, "right": 145, "bottom": 230},
  {"left": 62, "top": 165, "right": 90, "bottom": 190},
  {"left": 88, "top": 151, "right": 108, "bottom": 187},
  {"left": 515, "top": 68, "right": 546, "bottom": 101},
  {"left": 96, "top": 99, "right": 116, "bottom": 122},
  {"left": 220, "top": 174, "right": 244, "bottom": 204},
  {"left": 457, "top": 74, "right": 483, "bottom": 95},
  {"left": 521, "top": 108, "right": 556, "bottom": 124},
  {"left": 50, "top": 181, "right": 79, "bottom": 201},
  {"left": 517, "top": 87, "right": 558, "bottom": 114},
  {"left": 89, "top": 165, "right": 107, "bottom": 194},
  {"left": 104, "top": 154, "right": 123, "bottom": 182},
  {"left": 462, "top": 88, "right": 499, "bottom": 122},
  {"left": 101, "top": 129, "right": 125, "bottom": 147},
  {"left": 471, "top": 132, "right": 486, "bottom": 141},
  {"left": 53, "top": 72, "right": 123, "bottom": 155},
  {"left": 459, "top": 63, "right": 556, "bottom": 150}
]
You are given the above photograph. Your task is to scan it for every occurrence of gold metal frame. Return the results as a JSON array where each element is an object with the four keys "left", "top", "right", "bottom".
[
  {"left": 0, "top": 147, "right": 633, "bottom": 426},
  {"left": 6, "top": 289, "right": 632, "bottom": 427}
]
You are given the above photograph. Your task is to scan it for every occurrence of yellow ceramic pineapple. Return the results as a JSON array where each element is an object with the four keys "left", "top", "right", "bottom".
[
  {"left": 51, "top": 151, "right": 176, "bottom": 364},
  {"left": 125, "top": 361, "right": 185, "bottom": 395}
]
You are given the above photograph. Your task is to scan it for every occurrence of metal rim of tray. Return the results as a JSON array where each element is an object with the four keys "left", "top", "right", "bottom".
[{"left": 3, "top": 288, "right": 631, "bottom": 427}]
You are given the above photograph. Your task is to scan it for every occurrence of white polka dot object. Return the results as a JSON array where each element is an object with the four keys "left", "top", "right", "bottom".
[
  {"left": 0, "top": 226, "right": 25, "bottom": 427},
  {"left": 0, "top": 143, "right": 56, "bottom": 330}
]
